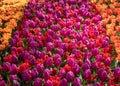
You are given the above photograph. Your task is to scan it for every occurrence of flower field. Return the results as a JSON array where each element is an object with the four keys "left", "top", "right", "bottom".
[{"left": 0, "top": 0, "right": 120, "bottom": 86}]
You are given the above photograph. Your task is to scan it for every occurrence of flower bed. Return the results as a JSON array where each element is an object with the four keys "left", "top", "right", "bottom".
[{"left": 0, "top": 0, "right": 119, "bottom": 86}]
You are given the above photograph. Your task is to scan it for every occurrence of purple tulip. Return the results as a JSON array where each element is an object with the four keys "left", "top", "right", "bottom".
[
  {"left": 40, "top": 51, "right": 45, "bottom": 58},
  {"left": 45, "top": 80, "right": 53, "bottom": 86},
  {"left": 10, "top": 38, "right": 16, "bottom": 46},
  {"left": 36, "top": 64, "right": 44, "bottom": 73},
  {"left": 73, "top": 63, "right": 80, "bottom": 74},
  {"left": 67, "top": 58, "right": 75, "bottom": 67},
  {"left": 29, "top": 20, "right": 36, "bottom": 28},
  {"left": 29, "top": 56, "right": 36, "bottom": 66},
  {"left": 10, "top": 64, "right": 17, "bottom": 74},
  {"left": 31, "top": 68, "right": 39, "bottom": 79},
  {"left": 73, "top": 77, "right": 81, "bottom": 86},
  {"left": 114, "top": 67, "right": 120, "bottom": 79},
  {"left": 82, "top": 62, "right": 90, "bottom": 71},
  {"left": 57, "top": 48, "right": 64, "bottom": 56},
  {"left": 12, "top": 55, "right": 18, "bottom": 64},
  {"left": 0, "top": 80, "right": 6, "bottom": 86},
  {"left": 91, "top": 61, "right": 98, "bottom": 70},
  {"left": 84, "top": 69, "right": 91, "bottom": 80},
  {"left": 58, "top": 69, "right": 66, "bottom": 78},
  {"left": 46, "top": 42, "right": 53, "bottom": 51},
  {"left": 91, "top": 48, "right": 99, "bottom": 56},
  {"left": 33, "top": 78, "right": 42, "bottom": 86},
  {"left": 22, "top": 70, "right": 31, "bottom": 81},
  {"left": 98, "top": 68, "right": 108, "bottom": 81},
  {"left": 3, "top": 62, "right": 11, "bottom": 71},
  {"left": 95, "top": 54, "right": 102, "bottom": 62},
  {"left": 54, "top": 55, "right": 62, "bottom": 67},
  {"left": 9, "top": 75, "right": 18, "bottom": 82},
  {"left": 43, "top": 69, "right": 50, "bottom": 80},
  {"left": 60, "top": 78, "right": 68, "bottom": 86},
  {"left": 104, "top": 58, "right": 111, "bottom": 66},
  {"left": 102, "top": 40, "right": 108, "bottom": 48},
  {"left": 46, "top": 57, "right": 53, "bottom": 67},
  {"left": 75, "top": 22, "right": 80, "bottom": 30},
  {"left": 66, "top": 71, "right": 75, "bottom": 82}
]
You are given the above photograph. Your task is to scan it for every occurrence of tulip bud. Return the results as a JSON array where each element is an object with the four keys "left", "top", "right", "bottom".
[
  {"left": 3, "top": 62, "right": 11, "bottom": 71},
  {"left": 73, "top": 77, "right": 81, "bottom": 86},
  {"left": 84, "top": 69, "right": 91, "bottom": 80},
  {"left": 43, "top": 69, "right": 50, "bottom": 80},
  {"left": 22, "top": 70, "right": 31, "bottom": 81},
  {"left": 92, "top": 48, "right": 99, "bottom": 56},
  {"left": 82, "top": 63, "right": 90, "bottom": 71},
  {"left": 46, "top": 42, "right": 53, "bottom": 51},
  {"left": 73, "top": 63, "right": 80, "bottom": 74},
  {"left": 45, "top": 80, "right": 53, "bottom": 86},
  {"left": 31, "top": 68, "right": 39, "bottom": 79},
  {"left": 66, "top": 71, "right": 75, "bottom": 82},
  {"left": 58, "top": 69, "right": 66, "bottom": 78},
  {"left": 36, "top": 64, "right": 44, "bottom": 73},
  {"left": 98, "top": 68, "right": 108, "bottom": 81},
  {"left": 12, "top": 55, "right": 18, "bottom": 64},
  {"left": 10, "top": 64, "right": 17, "bottom": 74},
  {"left": 33, "top": 78, "right": 42, "bottom": 86},
  {"left": 46, "top": 57, "right": 53, "bottom": 67},
  {"left": 60, "top": 78, "right": 68, "bottom": 86},
  {"left": 104, "top": 58, "right": 111, "bottom": 66},
  {"left": 9, "top": 75, "right": 18, "bottom": 82},
  {"left": 0, "top": 80, "right": 6, "bottom": 86},
  {"left": 114, "top": 67, "right": 120, "bottom": 80}
]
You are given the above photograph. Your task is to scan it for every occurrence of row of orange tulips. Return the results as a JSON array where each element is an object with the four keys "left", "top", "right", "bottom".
[
  {"left": 0, "top": 0, "right": 27, "bottom": 51},
  {"left": 91, "top": 0, "right": 120, "bottom": 61}
]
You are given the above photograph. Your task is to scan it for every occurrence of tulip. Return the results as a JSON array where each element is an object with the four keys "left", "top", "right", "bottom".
[
  {"left": 3, "top": 62, "right": 11, "bottom": 71},
  {"left": 11, "top": 55, "right": 18, "bottom": 64},
  {"left": 46, "top": 57, "right": 53, "bottom": 67},
  {"left": 114, "top": 67, "right": 120, "bottom": 80},
  {"left": 45, "top": 80, "right": 53, "bottom": 86},
  {"left": 82, "top": 62, "right": 90, "bottom": 71},
  {"left": 104, "top": 58, "right": 111, "bottom": 66},
  {"left": 10, "top": 64, "right": 17, "bottom": 74},
  {"left": 29, "top": 56, "right": 36, "bottom": 66},
  {"left": 84, "top": 69, "right": 91, "bottom": 80},
  {"left": 9, "top": 75, "right": 18, "bottom": 82},
  {"left": 36, "top": 64, "right": 44, "bottom": 73},
  {"left": 95, "top": 54, "right": 102, "bottom": 62},
  {"left": 60, "top": 78, "right": 68, "bottom": 86},
  {"left": 58, "top": 69, "right": 66, "bottom": 78},
  {"left": 46, "top": 42, "right": 53, "bottom": 51},
  {"left": 0, "top": 80, "right": 6, "bottom": 86},
  {"left": 91, "top": 48, "right": 99, "bottom": 56},
  {"left": 98, "top": 68, "right": 108, "bottom": 81},
  {"left": 66, "top": 71, "right": 75, "bottom": 82},
  {"left": 57, "top": 48, "right": 64, "bottom": 56},
  {"left": 73, "top": 77, "right": 81, "bottom": 86},
  {"left": 43, "top": 69, "right": 50, "bottom": 80},
  {"left": 22, "top": 70, "right": 31, "bottom": 81},
  {"left": 73, "top": 63, "right": 80, "bottom": 74},
  {"left": 33, "top": 78, "right": 42, "bottom": 86},
  {"left": 31, "top": 68, "right": 39, "bottom": 79}
]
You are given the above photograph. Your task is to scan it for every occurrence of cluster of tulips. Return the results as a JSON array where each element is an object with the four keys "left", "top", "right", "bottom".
[
  {"left": 91, "top": 0, "right": 120, "bottom": 61},
  {"left": 0, "top": 0, "right": 120, "bottom": 86},
  {"left": 0, "top": 0, "right": 27, "bottom": 51}
]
